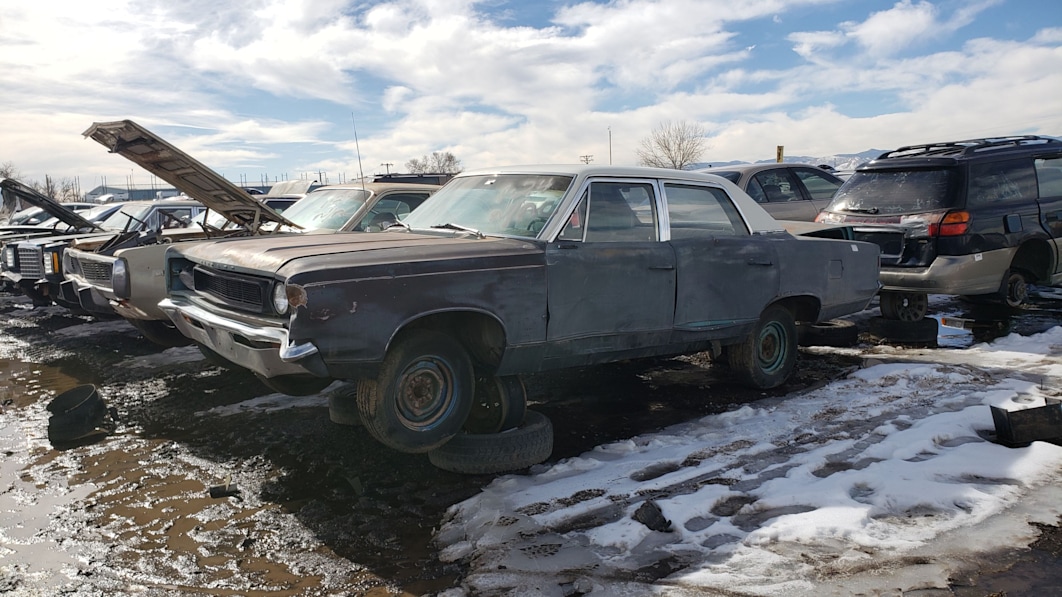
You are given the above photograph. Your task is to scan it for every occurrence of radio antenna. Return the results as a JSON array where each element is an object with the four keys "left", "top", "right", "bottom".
[{"left": 351, "top": 113, "right": 366, "bottom": 189}]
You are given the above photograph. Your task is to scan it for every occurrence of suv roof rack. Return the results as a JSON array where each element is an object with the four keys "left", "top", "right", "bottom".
[{"left": 877, "top": 135, "right": 1062, "bottom": 160}]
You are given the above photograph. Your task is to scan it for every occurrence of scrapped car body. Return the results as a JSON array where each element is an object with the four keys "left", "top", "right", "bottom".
[
  {"left": 697, "top": 163, "right": 844, "bottom": 221},
  {"left": 817, "top": 135, "right": 1062, "bottom": 320},
  {"left": 60, "top": 119, "right": 438, "bottom": 345},
  {"left": 3, "top": 198, "right": 206, "bottom": 308},
  {"left": 160, "top": 165, "right": 880, "bottom": 464},
  {"left": 0, "top": 178, "right": 107, "bottom": 244}
]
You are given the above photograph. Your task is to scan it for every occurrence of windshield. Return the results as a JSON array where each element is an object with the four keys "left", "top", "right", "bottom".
[
  {"left": 401, "top": 174, "right": 574, "bottom": 238},
  {"left": 98, "top": 204, "right": 155, "bottom": 231},
  {"left": 281, "top": 188, "right": 370, "bottom": 231},
  {"left": 825, "top": 168, "right": 957, "bottom": 215}
]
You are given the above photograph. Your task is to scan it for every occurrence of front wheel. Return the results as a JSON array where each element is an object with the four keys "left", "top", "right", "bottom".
[
  {"left": 725, "top": 305, "right": 797, "bottom": 390},
  {"left": 356, "top": 331, "right": 475, "bottom": 453}
]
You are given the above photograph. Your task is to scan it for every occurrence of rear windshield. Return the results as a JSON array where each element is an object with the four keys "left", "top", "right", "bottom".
[
  {"left": 825, "top": 168, "right": 957, "bottom": 214},
  {"left": 708, "top": 171, "right": 741, "bottom": 183}
]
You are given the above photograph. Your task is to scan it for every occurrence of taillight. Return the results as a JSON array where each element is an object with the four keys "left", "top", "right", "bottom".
[{"left": 930, "top": 211, "right": 970, "bottom": 237}]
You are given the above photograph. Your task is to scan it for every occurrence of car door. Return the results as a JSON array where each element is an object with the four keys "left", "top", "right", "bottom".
[
  {"left": 1034, "top": 155, "right": 1062, "bottom": 276},
  {"left": 544, "top": 180, "right": 675, "bottom": 362},
  {"left": 664, "top": 182, "right": 779, "bottom": 336},
  {"left": 748, "top": 169, "right": 818, "bottom": 221}
]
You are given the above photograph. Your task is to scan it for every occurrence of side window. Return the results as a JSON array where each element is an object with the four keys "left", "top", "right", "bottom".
[
  {"left": 580, "top": 182, "right": 657, "bottom": 242},
  {"left": 793, "top": 168, "right": 843, "bottom": 200},
  {"left": 664, "top": 184, "right": 748, "bottom": 238},
  {"left": 751, "top": 170, "right": 800, "bottom": 202},
  {"left": 558, "top": 194, "right": 588, "bottom": 241},
  {"left": 1035, "top": 158, "right": 1062, "bottom": 199},
  {"left": 968, "top": 159, "right": 1038, "bottom": 207},
  {"left": 158, "top": 208, "right": 193, "bottom": 229},
  {"left": 745, "top": 178, "right": 768, "bottom": 203}
]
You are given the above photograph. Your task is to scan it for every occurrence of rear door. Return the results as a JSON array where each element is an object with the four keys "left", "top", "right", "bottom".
[{"left": 1034, "top": 155, "right": 1062, "bottom": 275}]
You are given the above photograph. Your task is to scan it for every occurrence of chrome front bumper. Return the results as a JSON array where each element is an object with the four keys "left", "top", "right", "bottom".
[{"left": 159, "top": 297, "right": 321, "bottom": 378}]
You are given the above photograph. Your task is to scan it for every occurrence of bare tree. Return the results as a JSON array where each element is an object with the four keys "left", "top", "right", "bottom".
[
  {"left": 635, "top": 120, "right": 708, "bottom": 170},
  {"left": 0, "top": 161, "right": 19, "bottom": 179},
  {"left": 406, "top": 151, "right": 462, "bottom": 174}
]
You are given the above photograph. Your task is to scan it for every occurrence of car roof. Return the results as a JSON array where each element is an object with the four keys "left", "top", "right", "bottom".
[
  {"left": 700, "top": 163, "right": 831, "bottom": 174},
  {"left": 312, "top": 182, "right": 440, "bottom": 193},
  {"left": 83, "top": 120, "right": 299, "bottom": 231}
]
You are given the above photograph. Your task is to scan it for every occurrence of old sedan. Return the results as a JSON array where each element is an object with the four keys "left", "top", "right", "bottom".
[
  {"left": 160, "top": 165, "right": 880, "bottom": 469},
  {"left": 697, "top": 163, "right": 844, "bottom": 221}
]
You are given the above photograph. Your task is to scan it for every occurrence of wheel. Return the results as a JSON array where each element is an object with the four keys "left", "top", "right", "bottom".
[
  {"left": 725, "top": 305, "right": 797, "bottom": 390},
  {"left": 428, "top": 410, "right": 553, "bottom": 475},
  {"left": 356, "top": 331, "right": 475, "bottom": 454},
  {"left": 879, "top": 291, "right": 928, "bottom": 321},
  {"left": 254, "top": 373, "right": 333, "bottom": 396},
  {"left": 131, "top": 319, "right": 192, "bottom": 348},
  {"left": 868, "top": 316, "right": 938, "bottom": 345},
  {"left": 463, "top": 373, "right": 527, "bottom": 434},
  {"left": 1001, "top": 269, "right": 1029, "bottom": 308},
  {"left": 796, "top": 319, "right": 858, "bottom": 347}
]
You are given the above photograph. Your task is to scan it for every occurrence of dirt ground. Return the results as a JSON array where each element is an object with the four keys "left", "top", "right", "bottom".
[{"left": 1, "top": 290, "right": 1061, "bottom": 596}]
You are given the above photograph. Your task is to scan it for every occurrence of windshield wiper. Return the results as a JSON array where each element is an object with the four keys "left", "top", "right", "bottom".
[{"left": 431, "top": 222, "right": 484, "bottom": 238}]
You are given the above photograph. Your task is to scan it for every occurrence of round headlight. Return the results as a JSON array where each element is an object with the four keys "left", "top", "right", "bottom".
[
  {"left": 272, "top": 283, "right": 289, "bottom": 315},
  {"left": 112, "top": 258, "right": 131, "bottom": 298}
]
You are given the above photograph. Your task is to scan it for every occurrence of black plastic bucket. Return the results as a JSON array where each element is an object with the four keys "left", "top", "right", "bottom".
[{"left": 47, "top": 385, "right": 107, "bottom": 445}]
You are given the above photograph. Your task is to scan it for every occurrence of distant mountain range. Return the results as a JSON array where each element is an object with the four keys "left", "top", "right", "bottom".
[{"left": 692, "top": 149, "right": 887, "bottom": 172}]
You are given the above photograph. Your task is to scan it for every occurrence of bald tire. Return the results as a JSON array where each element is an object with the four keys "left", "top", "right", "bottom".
[{"left": 428, "top": 410, "right": 553, "bottom": 475}]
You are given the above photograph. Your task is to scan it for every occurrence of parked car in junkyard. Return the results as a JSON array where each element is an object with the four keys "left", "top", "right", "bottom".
[
  {"left": 697, "top": 163, "right": 844, "bottom": 221},
  {"left": 0, "top": 178, "right": 113, "bottom": 243},
  {"left": 158, "top": 164, "right": 881, "bottom": 473},
  {"left": 61, "top": 119, "right": 439, "bottom": 346},
  {"left": 4, "top": 202, "right": 97, "bottom": 225},
  {"left": 2, "top": 197, "right": 206, "bottom": 307},
  {"left": 816, "top": 135, "right": 1062, "bottom": 321}
]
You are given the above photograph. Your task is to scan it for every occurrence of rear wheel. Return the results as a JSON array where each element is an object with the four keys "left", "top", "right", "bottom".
[
  {"left": 725, "top": 305, "right": 797, "bottom": 390},
  {"left": 356, "top": 331, "right": 474, "bottom": 453},
  {"left": 879, "top": 290, "right": 928, "bottom": 321},
  {"left": 1001, "top": 269, "right": 1029, "bottom": 308}
]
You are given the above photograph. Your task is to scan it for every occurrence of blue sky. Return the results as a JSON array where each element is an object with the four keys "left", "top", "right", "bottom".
[{"left": 1, "top": 0, "right": 1060, "bottom": 191}]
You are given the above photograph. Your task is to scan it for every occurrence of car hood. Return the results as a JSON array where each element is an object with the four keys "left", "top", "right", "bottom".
[
  {"left": 0, "top": 178, "right": 101, "bottom": 231},
  {"left": 83, "top": 120, "right": 299, "bottom": 231},
  {"left": 175, "top": 231, "right": 542, "bottom": 277}
]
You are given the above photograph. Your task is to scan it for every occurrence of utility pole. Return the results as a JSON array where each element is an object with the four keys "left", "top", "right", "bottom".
[
  {"left": 380, "top": 162, "right": 393, "bottom": 174},
  {"left": 608, "top": 126, "right": 612, "bottom": 165},
  {"left": 580, "top": 154, "right": 594, "bottom": 164}
]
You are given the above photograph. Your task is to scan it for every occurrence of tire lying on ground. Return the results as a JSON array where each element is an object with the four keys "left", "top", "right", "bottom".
[
  {"left": 428, "top": 410, "right": 553, "bottom": 475},
  {"left": 868, "top": 316, "right": 938, "bottom": 345},
  {"left": 796, "top": 319, "right": 859, "bottom": 347}
]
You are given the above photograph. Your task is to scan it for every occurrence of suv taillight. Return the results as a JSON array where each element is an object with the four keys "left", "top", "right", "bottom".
[{"left": 931, "top": 211, "right": 970, "bottom": 237}]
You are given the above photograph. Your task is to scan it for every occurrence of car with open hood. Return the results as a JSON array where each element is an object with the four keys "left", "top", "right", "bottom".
[
  {"left": 61, "top": 120, "right": 438, "bottom": 345},
  {"left": 0, "top": 178, "right": 109, "bottom": 243},
  {"left": 158, "top": 164, "right": 881, "bottom": 472}
]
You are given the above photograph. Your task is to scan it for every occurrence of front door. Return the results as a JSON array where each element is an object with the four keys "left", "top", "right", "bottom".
[{"left": 545, "top": 180, "right": 675, "bottom": 364}]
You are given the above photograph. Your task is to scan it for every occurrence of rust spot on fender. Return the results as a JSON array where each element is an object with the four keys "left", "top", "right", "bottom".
[{"left": 287, "top": 284, "right": 308, "bottom": 309}]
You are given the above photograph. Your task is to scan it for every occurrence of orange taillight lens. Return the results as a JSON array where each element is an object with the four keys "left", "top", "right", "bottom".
[{"left": 931, "top": 211, "right": 970, "bottom": 237}]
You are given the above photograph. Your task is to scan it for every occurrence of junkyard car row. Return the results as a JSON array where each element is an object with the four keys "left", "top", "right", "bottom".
[{"left": 2, "top": 122, "right": 1060, "bottom": 474}]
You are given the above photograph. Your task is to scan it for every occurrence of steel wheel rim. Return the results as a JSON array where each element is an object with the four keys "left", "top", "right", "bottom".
[
  {"left": 1005, "top": 274, "right": 1027, "bottom": 307},
  {"left": 395, "top": 358, "right": 456, "bottom": 430},
  {"left": 757, "top": 321, "right": 788, "bottom": 374}
]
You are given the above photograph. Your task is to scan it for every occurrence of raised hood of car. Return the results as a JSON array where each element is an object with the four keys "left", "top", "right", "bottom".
[
  {"left": 176, "top": 231, "right": 542, "bottom": 277},
  {"left": 0, "top": 178, "right": 101, "bottom": 230},
  {"left": 82, "top": 120, "right": 299, "bottom": 232}
]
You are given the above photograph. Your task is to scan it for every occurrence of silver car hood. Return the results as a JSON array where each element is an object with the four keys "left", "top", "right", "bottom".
[{"left": 0, "top": 178, "right": 101, "bottom": 230}]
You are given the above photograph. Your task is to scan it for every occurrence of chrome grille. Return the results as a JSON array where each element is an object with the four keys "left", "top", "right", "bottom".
[
  {"left": 192, "top": 266, "right": 268, "bottom": 313},
  {"left": 17, "top": 246, "right": 43, "bottom": 278},
  {"left": 79, "top": 260, "right": 113, "bottom": 284}
]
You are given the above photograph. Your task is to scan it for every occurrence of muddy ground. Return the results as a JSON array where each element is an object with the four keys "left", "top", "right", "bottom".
[{"left": 0, "top": 290, "right": 1060, "bottom": 596}]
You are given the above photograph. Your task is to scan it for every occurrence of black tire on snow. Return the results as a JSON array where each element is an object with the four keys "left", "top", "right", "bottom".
[
  {"left": 255, "top": 372, "right": 333, "bottom": 397},
  {"left": 725, "top": 304, "right": 797, "bottom": 390},
  {"left": 131, "top": 319, "right": 193, "bottom": 348},
  {"left": 868, "top": 316, "right": 938, "bottom": 345},
  {"left": 797, "top": 319, "right": 859, "bottom": 347},
  {"left": 464, "top": 373, "right": 527, "bottom": 434},
  {"left": 356, "top": 330, "right": 475, "bottom": 454},
  {"left": 428, "top": 410, "right": 553, "bottom": 475}
]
